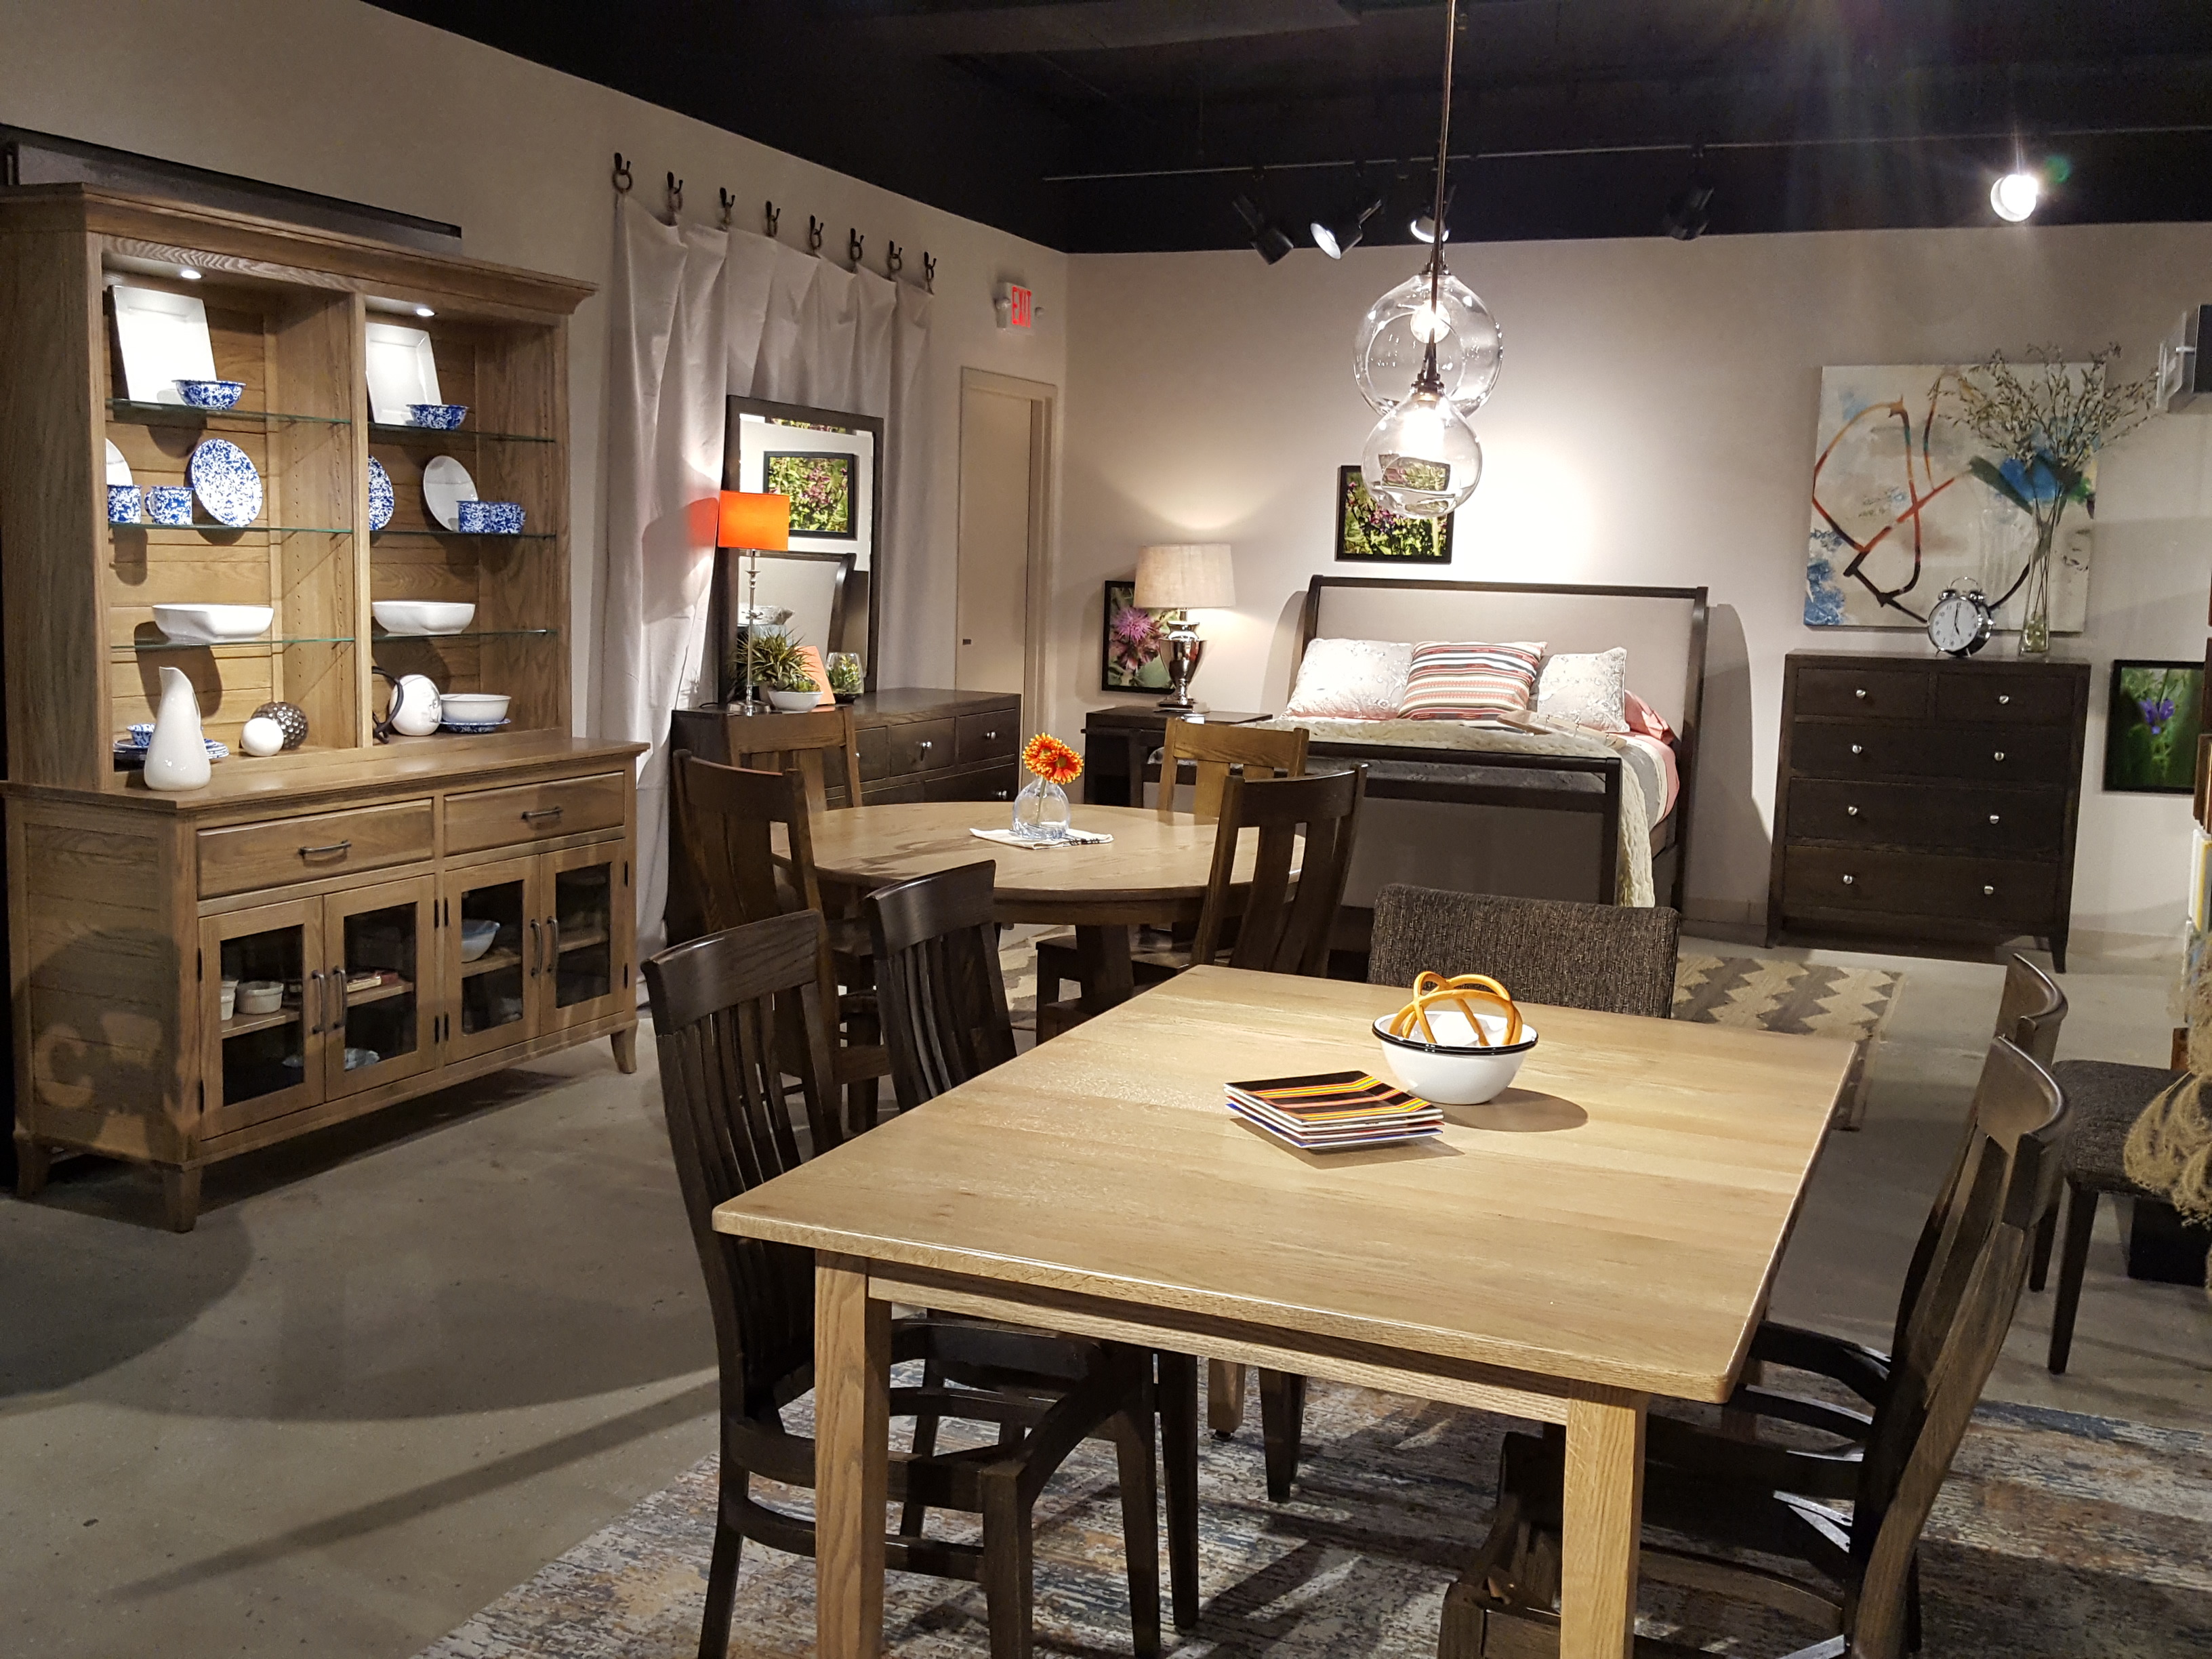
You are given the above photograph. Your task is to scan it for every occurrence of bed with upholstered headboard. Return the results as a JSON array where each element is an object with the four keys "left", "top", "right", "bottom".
[{"left": 1258, "top": 575, "right": 1707, "bottom": 935}]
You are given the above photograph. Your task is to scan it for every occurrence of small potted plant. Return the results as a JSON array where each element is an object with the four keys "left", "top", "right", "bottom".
[
  {"left": 731, "top": 630, "right": 821, "bottom": 711},
  {"left": 1012, "top": 733, "right": 1082, "bottom": 842},
  {"left": 826, "top": 651, "right": 865, "bottom": 703}
]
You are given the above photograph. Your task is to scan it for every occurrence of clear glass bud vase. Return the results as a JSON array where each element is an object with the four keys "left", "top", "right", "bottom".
[
  {"left": 2015, "top": 520, "right": 2055, "bottom": 658},
  {"left": 1010, "top": 778, "right": 1071, "bottom": 842}
]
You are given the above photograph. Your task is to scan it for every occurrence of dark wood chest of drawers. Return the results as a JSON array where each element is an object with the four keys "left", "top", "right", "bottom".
[
  {"left": 671, "top": 688, "right": 1023, "bottom": 807},
  {"left": 1767, "top": 653, "right": 2090, "bottom": 970}
]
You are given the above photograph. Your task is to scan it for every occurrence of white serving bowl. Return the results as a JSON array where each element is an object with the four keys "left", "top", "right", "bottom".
[
  {"left": 438, "top": 693, "right": 510, "bottom": 724},
  {"left": 1372, "top": 1007, "right": 1538, "bottom": 1105},
  {"left": 235, "top": 980, "right": 285, "bottom": 1017},
  {"left": 152, "top": 603, "right": 273, "bottom": 645},
  {"left": 373, "top": 600, "right": 475, "bottom": 636},
  {"left": 459, "top": 918, "right": 501, "bottom": 962}
]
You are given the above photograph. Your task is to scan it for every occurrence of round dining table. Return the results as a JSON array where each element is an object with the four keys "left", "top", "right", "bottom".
[{"left": 802, "top": 799, "right": 1271, "bottom": 1014}]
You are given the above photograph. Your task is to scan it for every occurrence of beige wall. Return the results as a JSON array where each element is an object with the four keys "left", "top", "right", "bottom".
[
  {"left": 0, "top": 0, "right": 1067, "bottom": 696},
  {"left": 1062, "top": 228, "right": 2212, "bottom": 947}
]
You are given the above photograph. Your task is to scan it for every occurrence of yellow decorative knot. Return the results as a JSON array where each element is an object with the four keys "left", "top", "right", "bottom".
[{"left": 1387, "top": 971, "right": 1525, "bottom": 1049}]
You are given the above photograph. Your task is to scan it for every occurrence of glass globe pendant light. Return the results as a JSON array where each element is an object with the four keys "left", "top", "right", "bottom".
[{"left": 1357, "top": 0, "right": 1496, "bottom": 517}]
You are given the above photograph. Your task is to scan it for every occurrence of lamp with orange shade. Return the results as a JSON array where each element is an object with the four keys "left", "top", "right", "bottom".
[{"left": 718, "top": 490, "right": 791, "bottom": 713}]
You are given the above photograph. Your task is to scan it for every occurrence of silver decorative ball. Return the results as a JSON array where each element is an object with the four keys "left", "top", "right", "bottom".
[{"left": 251, "top": 701, "right": 308, "bottom": 750}]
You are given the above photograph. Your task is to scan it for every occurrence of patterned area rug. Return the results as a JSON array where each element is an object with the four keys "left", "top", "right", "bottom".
[
  {"left": 1673, "top": 954, "right": 1904, "bottom": 1128},
  {"left": 418, "top": 1377, "right": 2207, "bottom": 1659}
]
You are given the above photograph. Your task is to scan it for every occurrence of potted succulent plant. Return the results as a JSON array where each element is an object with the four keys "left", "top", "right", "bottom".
[{"left": 729, "top": 628, "right": 821, "bottom": 711}]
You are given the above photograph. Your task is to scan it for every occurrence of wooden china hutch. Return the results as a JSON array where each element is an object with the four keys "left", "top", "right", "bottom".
[{"left": 0, "top": 186, "right": 641, "bottom": 1229}]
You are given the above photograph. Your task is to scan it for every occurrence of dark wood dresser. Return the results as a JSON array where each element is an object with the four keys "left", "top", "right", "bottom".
[
  {"left": 672, "top": 687, "right": 1023, "bottom": 806},
  {"left": 1767, "top": 652, "right": 2090, "bottom": 970},
  {"left": 1081, "top": 705, "right": 1269, "bottom": 806}
]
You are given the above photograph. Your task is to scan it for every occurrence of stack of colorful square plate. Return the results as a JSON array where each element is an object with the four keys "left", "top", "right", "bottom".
[{"left": 1225, "top": 1070, "right": 1442, "bottom": 1151}]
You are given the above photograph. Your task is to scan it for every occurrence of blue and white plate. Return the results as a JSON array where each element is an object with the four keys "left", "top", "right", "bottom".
[
  {"left": 187, "top": 438, "right": 262, "bottom": 528},
  {"left": 438, "top": 718, "right": 510, "bottom": 735},
  {"left": 367, "top": 456, "right": 396, "bottom": 531},
  {"left": 115, "top": 735, "right": 229, "bottom": 759}
]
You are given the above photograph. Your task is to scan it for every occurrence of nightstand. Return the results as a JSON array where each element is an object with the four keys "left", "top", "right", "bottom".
[{"left": 1081, "top": 705, "right": 1269, "bottom": 806}]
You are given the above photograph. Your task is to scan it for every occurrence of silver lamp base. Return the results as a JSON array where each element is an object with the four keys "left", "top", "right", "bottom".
[{"left": 1156, "top": 626, "right": 1204, "bottom": 712}]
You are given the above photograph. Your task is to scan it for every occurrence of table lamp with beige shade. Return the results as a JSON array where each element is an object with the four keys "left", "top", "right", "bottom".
[{"left": 1135, "top": 541, "right": 1235, "bottom": 712}]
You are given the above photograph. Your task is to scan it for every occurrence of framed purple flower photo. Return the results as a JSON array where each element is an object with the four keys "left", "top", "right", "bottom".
[
  {"left": 2104, "top": 659, "right": 2204, "bottom": 794},
  {"left": 762, "top": 451, "right": 856, "bottom": 539},
  {"left": 1101, "top": 580, "right": 1170, "bottom": 693}
]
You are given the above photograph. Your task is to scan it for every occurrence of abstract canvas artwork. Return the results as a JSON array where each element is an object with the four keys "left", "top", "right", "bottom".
[
  {"left": 2104, "top": 660, "right": 2204, "bottom": 794},
  {"left": 1803, "top": 365, "right": 2093, "bottom": 632},
  {"left": 762, "top": 451, "right": 856, "bottom": 539},
  {"left": 1101, "top": 580, "right": 1170, "bottom": 692},
  {"left": 1336, "top": 465, "right": 1453, "bottom": 562}
]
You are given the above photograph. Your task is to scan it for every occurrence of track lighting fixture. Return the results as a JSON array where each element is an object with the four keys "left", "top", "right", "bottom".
[
  {"left": 1233, "top": 188, "right": 1295, "bottom": 264},
  {"left": 1990, "top": 167, "right": 2040, "bottom": 222},
  {"left": 1662, "top": 148, "right": 1714, "bottom": 241},
  {"left": 1410, "top": 184, "right": 1456, "bottom": 245},
  {"left": 1312, "top": 194, "right": 1384, "bottom": 260}
]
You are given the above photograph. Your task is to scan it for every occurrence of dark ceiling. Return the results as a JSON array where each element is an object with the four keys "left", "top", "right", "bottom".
[{"left": 371, "top": 1, "right": 2212, "bottom": 252}]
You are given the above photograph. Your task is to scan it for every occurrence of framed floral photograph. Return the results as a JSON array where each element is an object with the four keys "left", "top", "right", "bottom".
[
  {"left": 1335, "top": 464, "right": 1452, "bottom": 562},
  {"left": 2104, "top": 659, "right": 2204, "bottom": 793},
  {"left": 762, "top": 451, "right": 857, "bottom": 539},
  {"left": 1101, "top": 580, "right": 1170, "bottom": 692}
]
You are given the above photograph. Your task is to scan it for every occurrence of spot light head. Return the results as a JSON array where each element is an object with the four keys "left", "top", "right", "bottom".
[
  {"left": 1233, "top": 193, "right": 1294, "bottom": 264},
  {"left": 1312, "top": 197, "right": 1384, "bottom": 260},
  {"left": 413, "top": 304, "right": 436, "bottom": 319},
  {"left": 177, "top": 266, "right": 202, "bottom": 280},
  {"left": 1990, "top": 168, "right": 2041, "bottom": 222}
]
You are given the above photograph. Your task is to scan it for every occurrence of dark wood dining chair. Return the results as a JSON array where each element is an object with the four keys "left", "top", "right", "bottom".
[
  {"left": 643, "top": 909, "right": 1168, "bottom": 1659},
  {"left": 1034, "top": 720, "right": 1311, "bottom": 1033},
  {"left": 668, "top": 751, "right": 890, "bottom": 1137},
  {"left": 865, "top": 860, "right": 1205, "bottom": 1633},
  {"left": 1442, "top": 1033, "right": 2069, "bottom": 1659},
  {"left": 729, "top": 704, "right": 865, "bottom": 813}
]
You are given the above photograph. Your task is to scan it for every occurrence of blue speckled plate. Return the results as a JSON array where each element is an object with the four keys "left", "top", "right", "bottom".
[
  {"left": 367, "top": 456, "right": 396, "bottom": 531},
  {"left": 187, "top": 438, "right": 263, "bottom": 528}
]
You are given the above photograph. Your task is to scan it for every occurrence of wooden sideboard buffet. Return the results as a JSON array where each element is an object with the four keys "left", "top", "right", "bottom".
[
  {"left": 0, "top": 186, "right": 641, "bottom": 1229},
  {"left": 670, "top": 688, "right": 1023, "bottom": 806},
  {"left": 1767, "top": 651, "right": 2090, "bottom": 971}
]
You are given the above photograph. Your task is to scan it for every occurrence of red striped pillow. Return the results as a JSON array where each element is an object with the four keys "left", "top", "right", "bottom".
[{"left": 1395, "top": 640, "right": 1547, "bottom": 720}]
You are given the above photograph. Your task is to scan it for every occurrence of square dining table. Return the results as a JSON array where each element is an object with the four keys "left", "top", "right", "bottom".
[{"left": 712, "top": 965, "right": 1854, "bottom": 1659}]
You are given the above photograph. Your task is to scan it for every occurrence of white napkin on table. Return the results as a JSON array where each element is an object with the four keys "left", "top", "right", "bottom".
[{"left": 969, "top": 827, "right": 1114, "bottom": 849}]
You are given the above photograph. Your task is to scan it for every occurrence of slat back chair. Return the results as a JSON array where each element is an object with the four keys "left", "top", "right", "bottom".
[
  {"left": 1156, "top": 718, "right": 1309, "bottom": 821},
  {"left": 1189, "top": 764, "right": 1368, "bottom": 974},
  {"left": 644, "top": 910, "right": 1169, "bottom": 1659},
  {"left": 671, "top": 751, "right": 887, "bottom": 1137},
  {"left": 864, "top": 860, "right": 1018, "bottom": 1111},
  {"left": 1449, "top": 1035, "right": 2068, "bottom": 1659},
  {"left": 1366, "top": 883, "right": 1681, "bottom": 1015},
  {"left": 731, "top": 705, "right": 864, "bottom": 814}
]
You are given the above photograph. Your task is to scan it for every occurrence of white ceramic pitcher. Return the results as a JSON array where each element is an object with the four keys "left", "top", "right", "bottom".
[{"left": 144, "top": 664, "right": 211, "bottom": 791}]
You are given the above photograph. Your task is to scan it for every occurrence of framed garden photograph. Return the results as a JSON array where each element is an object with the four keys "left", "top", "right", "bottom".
[
  {"left": 2104, "top": 659, "right": 2205, "bottom": 794},
  {"left": 1101, "top": 579, "right": 1170, "bottom": 692},
  {"left": 1335, "top": 464, "right": 1453, "bottom": 563},
  {"left": 762, "top": 451, "right": 857, "bottom": 539}
]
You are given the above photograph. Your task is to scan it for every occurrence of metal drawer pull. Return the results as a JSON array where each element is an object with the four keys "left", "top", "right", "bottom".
[
  {"left": 916, "top": 739, "right": 934, "bottom": 752},
  {"left": 308, "top": 968, "right": 327, "bottom": 1033},
  {"left": 522, "top": 806, "right": 565, "bottom": 821},
  {"left": 1854, "top": 688, "right": 1867, "bottom": 699},
  {"left": 1993, "top": 750, "right": 2005, "bottom": 762},
  {"left": 1845, "top": 804, "right": 1860, "bottom": 817},
  {"left": 1841, "top": 874, "right": 1855, "bottom": 886},
  {"left": 529, "top": 918, "right": 542, "bottom": 976},
  {"left": 1989, "top": 813, "right": 2001, "bottom": 824},
  {"left": 1997, "top": 694, "right": 2011, "bottom": 705},
  {"left": 983, "top": 729, "right": 998, "bottom": 740},
  {"left": 299, "top": 839, "right": 352, "bottom": 857},
  {"left": 1850, "top": 743, "right": 1864, "bottom": 756},
  {"left": 1983, "top": 884, "right": 1996, "bottom": 896}
]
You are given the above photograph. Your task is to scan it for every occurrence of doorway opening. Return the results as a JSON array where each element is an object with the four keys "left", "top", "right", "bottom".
[{"left": 956, "top": 369, "right": 1055, "bottom": 720}]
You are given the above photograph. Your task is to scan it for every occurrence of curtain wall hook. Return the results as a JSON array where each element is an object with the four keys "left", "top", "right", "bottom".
[
  {"left": 665, "top": 172, "right": 684, "bottom": 216},
  {"left": 718, "top": 187, "right": 735, "bottom": 230},
  {"left": 611, "top": 152, "right": 633, "bottom": 194},
  {"left": 808, "top": 215, "right": 825, "bottom": 253},
  {"left": 848, "top": 228, "right": 865, "bottom": 268},
  {"left": 886, "top": 241, "right": 903, "bottom": 275},
  {"left": 764, "top": 200, "right": 781, "bottom": 239},
  {"left": 922, "top": 252, "right": 937, "bottom": 293}
]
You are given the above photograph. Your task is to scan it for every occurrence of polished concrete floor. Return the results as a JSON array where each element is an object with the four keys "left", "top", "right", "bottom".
[{"left": 2, "top": 943, "right": 2207, "bottom": 1658}]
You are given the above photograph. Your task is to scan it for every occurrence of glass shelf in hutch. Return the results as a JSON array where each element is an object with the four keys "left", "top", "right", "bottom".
[
  {"left": 369, "top": 527, "right": 557, "bottom": 544},
  {"left": 368, "top": 422, "right": 554, "bottom": 445},
  {"left": 108, "top": 399, "right": 352, "bottom": 429}
]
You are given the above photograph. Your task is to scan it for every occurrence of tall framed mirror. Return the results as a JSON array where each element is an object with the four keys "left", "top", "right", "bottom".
[{"left": 712, "top": 394, "right": 884, "bottom": 702}]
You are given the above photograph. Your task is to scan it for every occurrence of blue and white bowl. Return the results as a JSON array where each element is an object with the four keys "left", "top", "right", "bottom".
[
  {"left": 188, "top": 438, "right": 264, "bottom": 528},
  {"left": 457, "top": 499, "right": 525, "bottom": 535},
  {"left": 108, "top": 484, "right": 143, "bottom": 524},
  {"left": 367, "top": 456, "right": 396, "bottom": 531},
  {"left": 407, "top": 403, "right": 468, "bottom": 430},
  {"left": 127, "top": 723, "right": 155, "bottom": 747},
  {"left": 175, "top": 379, "right": 245, "bottom": 409},
  {"left": 145, "top": 485, "right": 195, "bottom": 526},
  {"left": 438, "top": 718, "right": 510, "bottom": 735}
]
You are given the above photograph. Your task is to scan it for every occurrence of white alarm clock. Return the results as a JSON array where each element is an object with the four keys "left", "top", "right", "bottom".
[{"left": 1927, "top": 586, "right": 1993, "bottom": 657}]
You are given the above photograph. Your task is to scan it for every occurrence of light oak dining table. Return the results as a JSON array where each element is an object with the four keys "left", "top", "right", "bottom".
[
  {"left": 800, "top": 798, "right": 1287, "bottom": 1015},
  {"left": 712, "top": 964, "right": 1852, "bottom": 1659}
]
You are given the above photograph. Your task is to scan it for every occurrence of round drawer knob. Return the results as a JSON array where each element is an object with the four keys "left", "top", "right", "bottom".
[
  {"left": 1993, "top": 750, "right": 2005, "bottom": 762},
  {"left": 984, "top": 729, "right": 998, "bottom": 739},
  {"left": 1989, "top": 813, "right": 2001, "bottom": 824},
  {"left": 1855, "top": 688, "right": 1868, "bottom": 699},
  {"left": 1997, "top": 694, "right": 2011, "bottom": 705},
  {"left": 1845, "top": 804, "right": 1860, "bottom": 817},
  {"left": 1841, "top": 874, "right": 1856, "bottom": 886},
  {"left": 917, "top": 739, "right": 934, "bottom": 752},
  {"left": 1983, "top": 884, "right": 1996, "bottom": 897},
  {"left": 1850, "top": 743, "right": 1865, "bottom": 756}
]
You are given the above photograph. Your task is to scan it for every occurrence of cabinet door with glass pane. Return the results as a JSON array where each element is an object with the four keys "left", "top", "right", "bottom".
[
  {"left": 541, "top": 842, "right": 632, "bottom": 1037},
  {"left": 324, "top": 876, "right": 437, "bottom": 1098},
  {"left": 201, "top": 899, "right": 323, "bottom": 1136},
  {"left": 444, "top": 855, "right": 536, "bottom": 1063}
]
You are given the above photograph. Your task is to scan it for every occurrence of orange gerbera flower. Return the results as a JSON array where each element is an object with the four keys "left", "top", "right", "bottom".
[{"left": 1021, "top": 733, "right": 1083, "bottom": 785}]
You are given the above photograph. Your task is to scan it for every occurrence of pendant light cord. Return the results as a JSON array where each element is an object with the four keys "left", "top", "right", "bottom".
[{"left": 1417, "top": 0, "right": 1460, "bottom": 395}]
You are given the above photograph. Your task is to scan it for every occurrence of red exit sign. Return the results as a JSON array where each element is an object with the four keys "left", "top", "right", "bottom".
[{"left": 995, "top": 283, "right": 1033, "bottom": 329}]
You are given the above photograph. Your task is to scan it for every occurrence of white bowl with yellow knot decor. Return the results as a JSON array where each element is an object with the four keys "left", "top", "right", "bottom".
[{"left": 1372, "top": 972, "right": 1538, "bottom": 1105}]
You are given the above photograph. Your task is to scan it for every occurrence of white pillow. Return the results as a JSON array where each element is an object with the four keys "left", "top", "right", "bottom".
[
  {"left": 1283, "top": 638, "right": 1412, "bottom": 720},
  {"left": 1534, "top": 647, "right": 1629, "bottom": 733}
]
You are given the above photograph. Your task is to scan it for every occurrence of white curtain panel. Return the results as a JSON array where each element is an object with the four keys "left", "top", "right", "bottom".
[{"left": 594, "top": 196, "right": 931, "bottom": 957}]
